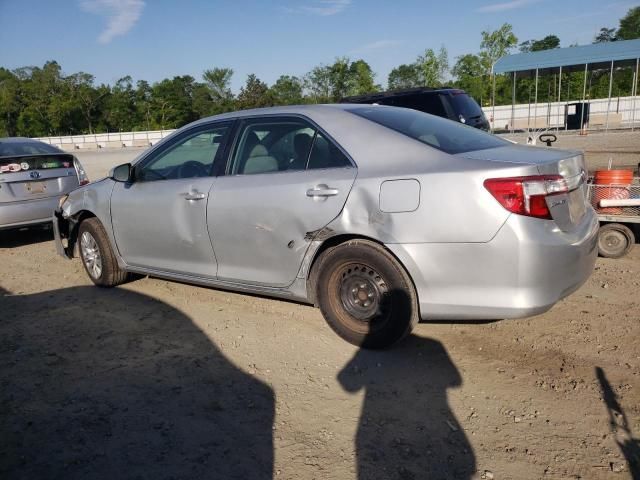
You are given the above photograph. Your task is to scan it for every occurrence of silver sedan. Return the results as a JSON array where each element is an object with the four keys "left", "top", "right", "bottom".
[
  {"left": 54, "top": 105, "right": 598, "bottom": 348},
  {"left": 1, "top": 138, "right": 89, "bottom": 230}
]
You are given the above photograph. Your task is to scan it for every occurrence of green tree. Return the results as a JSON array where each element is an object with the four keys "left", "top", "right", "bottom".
[
  {"left": 594, "top": 27, "right": 617, "bottom": 43},
  {"left": 480, "top": 23, "right": 518, "bottom": 73},
  {"left": 304, "top": 65, "right": 332, "bottom": 102},
  {"left": 616, "top": 6, "right": 640, "bottom": 40},
  {"left": 270, "top": 75, "right": 304, "bottom": 105},
  {"left": 135, "top": 80, "right": 153, "bottom": 131},
  {"left": 451, "top": 54, "right": 485, "bottom": 104},
  {"left": 520, "top": 35, "right": 560, "bottom": 52},
  {"left": 348, "top": 60, "right": 379, "bottom": 95},
  {"left": 415, "top": 47, "right": 449, "bottom": 86},
  {"left": 0, "top": 68, "right": 22, "bottom": 136},
  {"left": 67, "top": 72, "right": 108, "bottom": 134},
  {"left": 202, "top": 67, "right": 235, "bottom": 113},
  {"left": 237, "top": 74, "right": 272, "bottom": 110},
  {"left": 150, "top": 76, "right": 199, "bottom": 129},
  {"left": 387, "top": 64, "right": 421, "bottom": 90},
  {"left": 104, "top": 76, "right": 137, "bottom": 131},
  {"left": 328, "top": 57, "right": 352, "bottom": 100}
]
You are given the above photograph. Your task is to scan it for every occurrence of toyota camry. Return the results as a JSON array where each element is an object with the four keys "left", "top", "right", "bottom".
[{"left": 54, "top": 105, "right": 598, "bottom": 348}]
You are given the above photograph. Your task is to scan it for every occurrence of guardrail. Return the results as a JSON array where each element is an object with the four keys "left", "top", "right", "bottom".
[{"left": 34, "top": 130, "right": 176, "bottom": 151}]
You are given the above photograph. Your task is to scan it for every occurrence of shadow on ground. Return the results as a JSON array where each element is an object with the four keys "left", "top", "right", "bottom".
[
  {"left": 339, "top": 335, "right": 476, "bottom": 479},
  {"left": 0, "top": 226, "right": 53, "bottom": 248},
  {"left": 0, "top": 286, "right": 274, "bottom": 479},
  {"left": 596, "top": 367, "right": 640, "bottom": 479}
]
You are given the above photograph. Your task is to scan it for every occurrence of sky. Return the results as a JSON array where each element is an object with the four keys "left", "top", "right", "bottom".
[{"left": 0, "top": 0, "right": 636, "bottom": 92}]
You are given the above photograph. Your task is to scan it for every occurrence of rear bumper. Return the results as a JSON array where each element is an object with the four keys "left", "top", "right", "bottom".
[
  {"left": 0, "top": 196, "right": 61, "bottom": 230},
  {"left": 387, "top": 209, "right": 599, "bottom": 321}
]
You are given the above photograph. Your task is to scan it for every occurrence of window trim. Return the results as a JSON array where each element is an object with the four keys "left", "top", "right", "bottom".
[
  {"left": 223, "top": 114, "right": 356, "bottom": 176},
  {"left": 133, "top": 120, "right": 234, "bottom": 182}
]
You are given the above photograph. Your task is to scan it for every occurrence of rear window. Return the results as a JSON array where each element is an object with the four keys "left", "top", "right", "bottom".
[
  {"left": 0, "top": 154, "right": 74, "bottom": 174},
  {"left": 447, "top": 92, "right": 485, "bottom": 120},
  {"left": 0, "top": 141, "right": 61, "bottom": 156},
  {"left": 348, "top": 106, "right": 508, "bottom": 154}
]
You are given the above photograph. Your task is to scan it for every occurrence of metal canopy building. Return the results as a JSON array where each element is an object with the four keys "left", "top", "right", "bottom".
[
  {"left": 494, "top": 39, "right": 640, "bottom": 74},
  {"left": 490, "top": 39, "right": 640, "bottom": 133}
]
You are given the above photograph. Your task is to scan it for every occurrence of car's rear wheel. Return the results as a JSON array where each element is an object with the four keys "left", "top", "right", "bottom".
[
  {"left": 597, "top": 223, "right": 635, "bottom": 259},
  {"left": 78, "top": 217, "right": 128, "bottom": 287},
  {"left": 315, "top": 239, "right": 418, "bottom": 349}
]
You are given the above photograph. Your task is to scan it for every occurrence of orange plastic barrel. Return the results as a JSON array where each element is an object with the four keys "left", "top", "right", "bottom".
[{"left": 593, "top": 169, "right": 634, "bottom": 214}]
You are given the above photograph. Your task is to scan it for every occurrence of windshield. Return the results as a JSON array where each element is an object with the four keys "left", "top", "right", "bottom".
[
  {"left": 448, "top": 92, "right": 485, "bottom": 120},
  {"left": 348, "top": 105, "right": 507, "bottom": 154}
]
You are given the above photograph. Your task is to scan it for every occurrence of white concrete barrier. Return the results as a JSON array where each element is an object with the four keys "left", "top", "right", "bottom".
[{"left": 35, "top": 130, "right": 176, "bottom": 151}]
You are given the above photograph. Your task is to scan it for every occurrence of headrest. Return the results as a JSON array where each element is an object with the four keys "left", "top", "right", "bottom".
[{"left": 249, "top": 144, "right": 269, "bottom": 157}]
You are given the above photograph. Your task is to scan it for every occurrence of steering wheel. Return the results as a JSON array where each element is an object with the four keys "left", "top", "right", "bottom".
[
  {"left": 538, "top": 133, "right": 557, "bottom": 147},
  {"left": 177, "top": 160, "right": 209, "bottom": 179}
]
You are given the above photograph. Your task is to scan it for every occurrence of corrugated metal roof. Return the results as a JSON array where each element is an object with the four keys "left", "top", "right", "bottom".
[{"left": 494, "top": 39, "right": 640, "bottom": 74}]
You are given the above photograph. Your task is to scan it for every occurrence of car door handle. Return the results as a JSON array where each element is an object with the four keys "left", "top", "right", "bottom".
[
  {"left": 306, "top": 185, "right": 339, "bottom": 197},
  {"left": 182, "top": 191, "right": 207, "bottom": 201}
]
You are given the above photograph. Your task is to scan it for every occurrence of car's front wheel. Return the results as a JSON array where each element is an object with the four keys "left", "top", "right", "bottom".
[
  {"left": 78, "top": 217, "right": 128, "bottom": 287},
  {"left": 315, "top": 239, "right": 419, "bottom": 349}
]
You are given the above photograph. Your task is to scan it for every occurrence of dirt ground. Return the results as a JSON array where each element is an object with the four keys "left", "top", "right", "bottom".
[{"left": 1, "top": 132, "right": 639, "bottom": 480}]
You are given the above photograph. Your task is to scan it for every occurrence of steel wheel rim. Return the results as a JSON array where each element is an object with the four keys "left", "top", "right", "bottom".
[
  {"left": 80, "top": 231, "right": 102, "bottom": 279},
  {"left": 337, "top": 263, "right": 390, "bottom": 323},
  {"left": 600, "top": 230, "right": 627, "bottom": 255}
]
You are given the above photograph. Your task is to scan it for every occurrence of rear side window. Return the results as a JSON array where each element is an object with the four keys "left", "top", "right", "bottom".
[
  {"left": 348, "top": 106, "right": 508, "bottom": 154},
  {"left": 307, "top": 132, "right": 351, "bottom": 170},
  {"left": 230, "top": 117, "right": 352, "bottom": 175},
  {"left": 0, "top": 154, "right": 74, "bottom": 174}
]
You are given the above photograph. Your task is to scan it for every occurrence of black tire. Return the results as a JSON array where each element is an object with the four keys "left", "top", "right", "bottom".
[
  {"left": 314, "top": 239, "right": 419, "bottom": 349},
  {"left": 78, "top": 217, "right": 128, "bottom": 287},
  {"left": 597, "top": 223, "right": 635, "bottom": 259}
]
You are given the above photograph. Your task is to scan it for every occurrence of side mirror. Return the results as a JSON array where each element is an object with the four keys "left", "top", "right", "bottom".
[{"left": 110, "top": 163, "right": 133, "bottom": 182}]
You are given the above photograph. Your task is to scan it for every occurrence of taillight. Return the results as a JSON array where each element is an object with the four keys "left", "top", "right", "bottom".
[
  {"left": 73, "top": 158, "right": 90, "bottom": 185},
  {"left": 483, "top": 175, "right": 568, "bottom": 219}
]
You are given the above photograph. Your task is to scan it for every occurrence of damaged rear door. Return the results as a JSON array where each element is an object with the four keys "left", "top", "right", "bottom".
[{"left": 207, "top": 117, "right": 357, "bottom": 287}]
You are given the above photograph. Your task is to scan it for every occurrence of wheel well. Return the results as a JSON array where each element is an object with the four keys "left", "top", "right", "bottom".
[
  {"left": 305, "top": 234, "right": 418, "bottom": 310},
  {"left": 67, "top": 210, "right": 96, "bottom": 257}
]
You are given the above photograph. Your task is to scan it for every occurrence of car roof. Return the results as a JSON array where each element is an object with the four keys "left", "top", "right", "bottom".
[{"left": 189, "top": 104, "right": 362, "bottom": 125}]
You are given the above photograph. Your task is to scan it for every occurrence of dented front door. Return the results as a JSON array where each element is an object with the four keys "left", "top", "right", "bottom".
[
  {"left": 110, "top": 122, "right": 232, "bottom": 278},
  {"left": 110, "top": 177, "right": 218, "bottom": 277}
]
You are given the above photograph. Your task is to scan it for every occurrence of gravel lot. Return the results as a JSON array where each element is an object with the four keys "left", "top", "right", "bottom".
[{"left": 1, "top": 131, "right": 639, "bottom": 479}]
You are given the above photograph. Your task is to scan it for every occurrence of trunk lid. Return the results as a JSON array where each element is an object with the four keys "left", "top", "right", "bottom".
[
  {"left": 0, "top": 154, "right": 80, "bottom": 202},
  {"left": 460, "top": 144, "right": 588, "bottom": 231}
]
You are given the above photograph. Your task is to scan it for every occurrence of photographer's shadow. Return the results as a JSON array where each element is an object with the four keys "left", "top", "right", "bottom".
[
  {"left": 0, "top": 286, "right": 274, "bottom": 480},
  {"left": 339, "top": 335, "right": 475, "bottom": 479}
]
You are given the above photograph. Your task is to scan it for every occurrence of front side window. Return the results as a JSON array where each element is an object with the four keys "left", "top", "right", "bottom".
[{"left": 137, "top": 124, "right": 229, "bottom": 181}]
